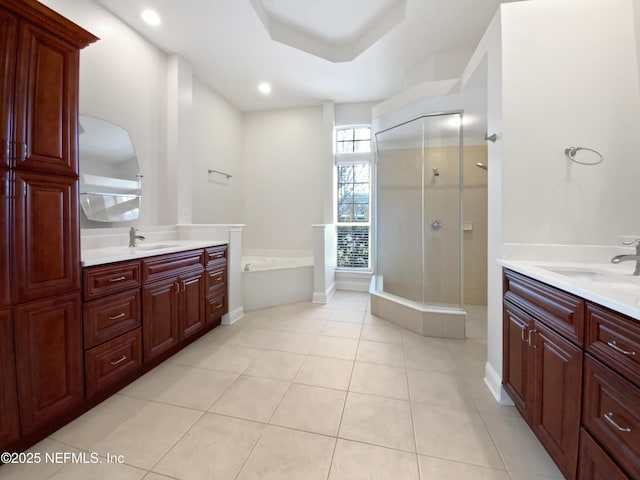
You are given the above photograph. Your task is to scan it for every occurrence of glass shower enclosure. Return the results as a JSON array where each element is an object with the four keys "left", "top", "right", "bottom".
[{"left": 371, "top": 112, "right": 465, "bottom": 338}]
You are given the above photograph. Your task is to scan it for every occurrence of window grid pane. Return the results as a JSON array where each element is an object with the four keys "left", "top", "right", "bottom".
[
  {"left": 337, "top": 165, "right": 369, "bottom": 223},
  {"left": 336, "top": 127, "right": 371, "bottom": 154},
  {"left": 337, "top": 225, "right": 369, "bottom": 268},
  {"left": 336, "top": 127, "right": 371, "bottom": 269}
]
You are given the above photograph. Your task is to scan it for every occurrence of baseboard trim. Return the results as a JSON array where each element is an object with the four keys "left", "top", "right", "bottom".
[
  {"left": 222, "top": 306, "right": 244, "bottom": 325},
  {"left": 313, "top": 282, "right": 336, "bottom": 304},
  {"left": 484, "top": 361, "right": 514, "bottom": 406}
]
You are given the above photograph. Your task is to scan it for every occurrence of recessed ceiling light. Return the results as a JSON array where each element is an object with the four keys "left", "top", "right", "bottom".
[
  {"left": 258, "top": 82, "right": 272, "bottom": 95},
  {"left": 141, "top": 9, "right": 161, "bottom": 26}
]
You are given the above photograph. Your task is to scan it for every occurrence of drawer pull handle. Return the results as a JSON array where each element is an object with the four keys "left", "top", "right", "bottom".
[
  {"left": 109, "top": 276, "right": 126, "bottom": 283},
  {"left": 108, "top": 312, "right": 126, "bottom": 320},
  {"left": 527, "top": 329, "right": 536, "bottom": 348},
  {"left": 607, "top": 340, "right": 636, "bottom": 356},
  {"left": 215, "top": 303, "right": 223, "bottom": 308},
  {"left": 215, "top": 276, "right": 223, "bottom": 282},
  {"left": 521, "top": 327, "right": 527, "bottom": 342},
  {"left": 110, "top": 355, "right": 127, "bottom": 366},
  {"left": 603, "top": 412, "right": 631, "bottom": 433}
]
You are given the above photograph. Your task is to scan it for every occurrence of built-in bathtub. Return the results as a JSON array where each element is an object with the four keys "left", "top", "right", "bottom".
[{"left": 242, "top": 252, "right": 314, "bottom": 310}]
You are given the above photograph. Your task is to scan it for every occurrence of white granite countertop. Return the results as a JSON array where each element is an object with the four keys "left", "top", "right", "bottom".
[
  {"left": 499, "top": 259, "right": 640, "bottom": 321},
  {"left": 82, "top": 240, "right": 227, "bottom": 267}
]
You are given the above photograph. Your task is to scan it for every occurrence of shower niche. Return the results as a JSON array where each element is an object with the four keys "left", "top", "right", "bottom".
[{"left": 371, "top": 112, "right": 466, "bottom": 339}]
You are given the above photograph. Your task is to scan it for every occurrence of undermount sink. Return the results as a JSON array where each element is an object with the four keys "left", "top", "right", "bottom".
[
  {"left": 133, "top": 244, "right": 180, "bottom": 251},
  {"left": 544, "top": 267, "right": 640, "bottom": 287}
]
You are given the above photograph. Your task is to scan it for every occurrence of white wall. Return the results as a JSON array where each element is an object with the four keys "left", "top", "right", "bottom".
[
  {"left": 458, "top": 0, "right": 640, "bottom": 401},
  {"left": 242, "top": 107, "right": 328, "bottom": 250},
  {"left": 192, "top": 78, "right": 245, "bottom": 224},
  {"left": 335, "top": 102, "right": 375, "bottom": 126},
  {"left": 41, "top": 0, "right": 167, "bottom": 227},
  {"left": 41, "top": 0, "right": 246, "bottom": 229},
  {"left": 500, "top": 0, "right": 640, "bottom": 245}
]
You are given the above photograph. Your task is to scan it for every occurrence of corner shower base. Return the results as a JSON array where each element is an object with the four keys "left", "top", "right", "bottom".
[{"left": 369, "top": 277, "right": 466, "bottom": 339}]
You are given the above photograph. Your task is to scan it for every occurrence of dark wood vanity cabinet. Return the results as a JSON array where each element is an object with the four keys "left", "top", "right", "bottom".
[
  {"left": 503, "top": 298, "right": 582, "bottom": 478},
  {"left": 142, "top": 251, "right": 206, "bottom": 361},
  {"left": 0, "top": 308, "right": 20, "bottom": 448},
  {"left": 205, "top": 245, "right": 228, "bottom": 327},
  {"left": 2, "top": 3, "right": 84, "bottom": 176},
  {"left": 0, "top": 169, "right": 9, "bottom": 307},
  {"left": 142, "top": 277, "right": 181, "bottom": 361},
  {"left": 577, "top": 428, "right": 629, "bottom": 480},
  {"left": 14, "top": 293, "right": 84, "bottom": 434},
  {"left": 82, "top": 261, "right": 143, "bottom": 398},
  {"left": 12, "top": 171, "right": 80, "bottom": 302},
  {"left": 503, "top": 269, "right": 639, "bottom": 480},
  {"left": 0, "top": 0, "right": 97, "bottom": 454},
  {"left": 0, "top": 8, "right": 16, "bottom": 170}
]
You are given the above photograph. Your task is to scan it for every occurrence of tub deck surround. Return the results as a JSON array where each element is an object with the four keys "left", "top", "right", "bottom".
[
  {"left": 498, "top": 260, "right": 640, "bottom": 321},
  {"left": 82, "top": 240, "right": 228, "bottom": 267},
  {"left": 241, "top": 252, "right": 314, "bottom": 311}
]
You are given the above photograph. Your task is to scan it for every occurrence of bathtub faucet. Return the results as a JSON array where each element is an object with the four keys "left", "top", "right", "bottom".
[{"left": 611, "top": 238, "right": 640, "bottom": 276}]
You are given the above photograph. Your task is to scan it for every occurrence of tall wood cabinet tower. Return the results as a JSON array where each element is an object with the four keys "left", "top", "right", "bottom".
[{"left": 0, "top": 0, "right": 97, "bottom": 451}]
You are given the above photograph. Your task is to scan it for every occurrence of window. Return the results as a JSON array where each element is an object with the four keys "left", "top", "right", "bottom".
[{"left": 335, "top": 126, "right": 371, "bottom": 269}]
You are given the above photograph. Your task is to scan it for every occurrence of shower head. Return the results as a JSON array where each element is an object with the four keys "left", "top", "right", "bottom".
[{"left": 475, "top": 162, "right": 488, "bottom": 171}]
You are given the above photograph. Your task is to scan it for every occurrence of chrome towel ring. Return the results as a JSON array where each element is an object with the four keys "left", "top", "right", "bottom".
[{"left": 564, "top": 146, "right": 604, "bottom": 166}]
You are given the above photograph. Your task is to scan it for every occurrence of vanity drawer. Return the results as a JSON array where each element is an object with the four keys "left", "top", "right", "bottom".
[
  {"left": 85, "top": 328, "right": 142, "bottom": 398},
  {"left": 504, "top": 269, "right": 585, "bottom": 346},
  {"left": 205, "top": 245, "right": 227, "bottom": 266},
  {"left": 142, "top": 249, "right": 205, "bottom": 284},
  {"left": 83, "top": 289, "right": 141, "bottom": 349},
  {"left": 206, "top": 264, "right": 226, "bottom": 294},
  {"left": 585, "top": 303, "right": 640, "bottom": 387},
  {"left": 84, "top": 261, "right": 141, "bottom": 300},
  {"left": 206, "top": 292, "right": 227, "bottom": 327},
  {"left": 577, "top": 428, "right": 629, "bottom": 480},
  {"left": 582, "top": 355, "right": 640, "bottom": 479}
]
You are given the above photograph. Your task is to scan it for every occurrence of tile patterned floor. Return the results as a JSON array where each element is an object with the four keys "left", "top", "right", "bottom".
[{"left": 0, "top": 291, "right": 564, "bottom": 480}]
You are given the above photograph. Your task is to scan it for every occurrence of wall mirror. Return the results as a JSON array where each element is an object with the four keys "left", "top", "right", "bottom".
[{"left": 79, "top": 115, "right": 142, "bottom": 223}]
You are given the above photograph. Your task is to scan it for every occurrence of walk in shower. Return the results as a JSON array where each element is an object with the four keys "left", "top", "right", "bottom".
[{"left": 370, "top": 112, "right": 466, "bottom": 339}]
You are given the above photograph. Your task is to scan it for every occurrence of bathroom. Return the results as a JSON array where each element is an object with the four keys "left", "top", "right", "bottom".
[{"left": 1, "top": 0, "right": 640, "bottom": 478}]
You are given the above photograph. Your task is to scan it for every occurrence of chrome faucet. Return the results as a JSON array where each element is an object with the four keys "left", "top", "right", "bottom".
[
  {"left": 611, "top": 239, "right": 640, "bottom": 276},
  {"left": 129, "top": 226, "right": 146, "bottom": 248}
]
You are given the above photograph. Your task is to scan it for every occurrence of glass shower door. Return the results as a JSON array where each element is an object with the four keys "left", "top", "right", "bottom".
[
  {"left": 374, "top": 112, "right": 463, "bottom": 309},
  {"left": 375, "top": 119, "right": 424, "bottom": 303},
  {"left": 422, "top": 113, "right": 462, "bottom": 308}
]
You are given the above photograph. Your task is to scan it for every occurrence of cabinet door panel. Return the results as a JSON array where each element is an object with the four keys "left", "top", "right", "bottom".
[
  {"left": 0, "top": 10, "right": 17, "bottom": 169},
  {"left": 13, "top": 171, "right": 79, "bottom": 302},
  {"left": 0, "top": 308, "right": 20, "bottom": 449},
  {"left": 180, "top": 270, "right": 204, "bottom": 340},
  {"left": 14, "top": 293, "right": 83, "bottom": 434},
  {"left": 0, "top": 169, "right": 9, "bottom": 307},
  {"left": 142, "top": 278, "right": 179, "bottom": 362},
  {"left": 13, "top": 21, "right": 79, "bottom": 175},
  {"left": 532, "top": 321, "right": 583, "bottom": 479},
  {"left": 503, "top": 301, "right": 533, "bottom": 420}
]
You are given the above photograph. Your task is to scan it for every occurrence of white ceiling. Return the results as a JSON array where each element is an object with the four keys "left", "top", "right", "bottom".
[{"left": 95, "top": 0, "right": 521, "bottom": 112}]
